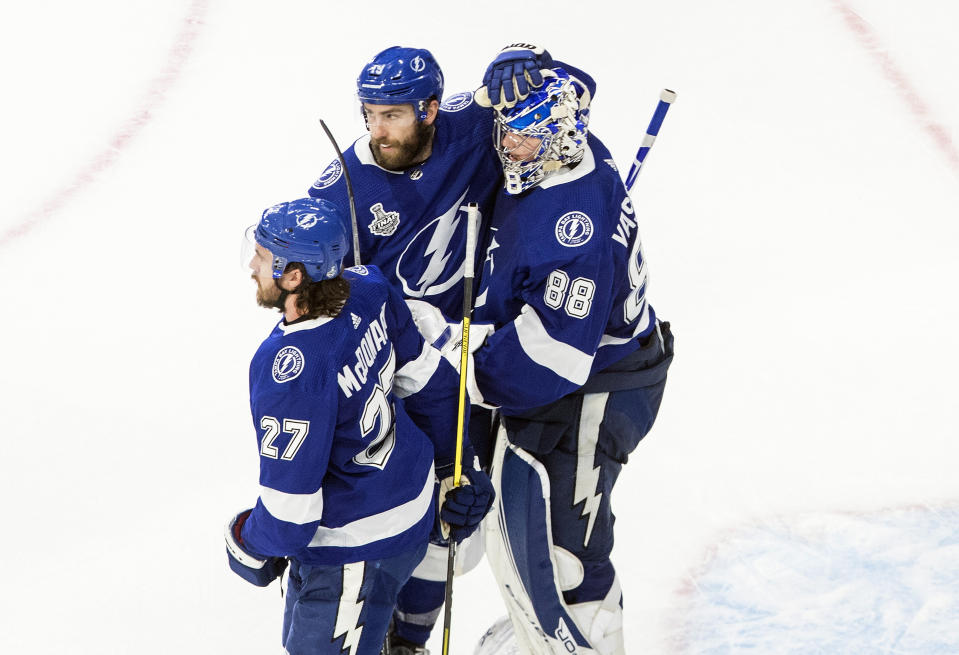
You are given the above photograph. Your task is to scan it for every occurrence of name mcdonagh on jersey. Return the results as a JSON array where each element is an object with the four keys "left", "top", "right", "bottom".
[{"left": 337, "top": 302, "right": 390, "bottom": 397}]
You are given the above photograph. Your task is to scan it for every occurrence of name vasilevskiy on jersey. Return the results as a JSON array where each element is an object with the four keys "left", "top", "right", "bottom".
[
  {"left": 337, "top": 302, "right": 389, "bottom": 397},
  {"left": 611, "top": 196, "right": 637, "bottom": 248}
]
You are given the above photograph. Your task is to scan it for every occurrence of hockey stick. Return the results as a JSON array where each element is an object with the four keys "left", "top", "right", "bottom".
[
  {"left": 624, "top": 89, "right": 676, "bottom": 192},
  {"left": 319, "top": 119, "right": 362, "bottom": 266},
  {"left": 441, "top": 202, "right": 481, "bottom": 655}
]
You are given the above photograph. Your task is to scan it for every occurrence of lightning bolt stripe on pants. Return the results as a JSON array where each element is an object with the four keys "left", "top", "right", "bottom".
[
  {"left": 332, "top": 562, "right": 366, "bottom": 655},
  {"left": 574, "top": 393, "right": 608, "bottom": 548}
]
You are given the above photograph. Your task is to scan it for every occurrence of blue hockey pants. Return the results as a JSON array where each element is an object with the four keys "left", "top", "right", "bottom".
[{"left": 281, "top": 541, "right": 427, "bottom": 655}]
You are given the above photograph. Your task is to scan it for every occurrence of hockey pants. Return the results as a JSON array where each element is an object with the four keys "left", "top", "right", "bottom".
[{"left": 281, "top": 541, "right": 427, "bottom": 655}]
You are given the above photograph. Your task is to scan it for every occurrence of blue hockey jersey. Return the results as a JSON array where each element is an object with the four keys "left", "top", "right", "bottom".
[
  {"left": 472, "top": 133, "right": 656, "bottom": 415},
  {"left": 307, "top": 93, "right": 502, "bottom": 321},
  {"left": 240, "top": 266, "right": 467, "bottom": 565}
]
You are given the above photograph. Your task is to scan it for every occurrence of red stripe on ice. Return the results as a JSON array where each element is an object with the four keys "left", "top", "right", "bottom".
[
  {"left": 0, "top": 0, "right": 209, "bottom": 249},
  {"left": 833, "top": 0, "right": 959, "bottom": 175}
]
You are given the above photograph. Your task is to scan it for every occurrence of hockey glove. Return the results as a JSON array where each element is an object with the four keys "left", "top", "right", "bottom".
[
  {"left": 224, "top": 509, "right": 287, "bottom": 587},
  {"left": 476, "top": 44, "right": 554, "bottom": 110},
  {"left": 438, "top": 467, "right": 495, "bottom": 543},
  {"left": 405, "top": 299, "right": 495, "bottom": 407}
]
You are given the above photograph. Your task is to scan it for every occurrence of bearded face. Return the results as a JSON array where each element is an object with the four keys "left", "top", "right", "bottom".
[{"left": 363, "top": 103, "right": 436, "bottom": 171}]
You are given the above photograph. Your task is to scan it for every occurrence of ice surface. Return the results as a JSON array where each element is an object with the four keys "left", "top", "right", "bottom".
[
  {"left": 669, "top": 505, "right": 959, "bottom": 653},
  {"left": 1, "top": 0, "right": 957, "bottom": 653}
]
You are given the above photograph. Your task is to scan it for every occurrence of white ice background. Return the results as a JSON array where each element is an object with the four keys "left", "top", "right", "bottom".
[{"left": 1, "top": 1, "right": 957, "bottom": 653}]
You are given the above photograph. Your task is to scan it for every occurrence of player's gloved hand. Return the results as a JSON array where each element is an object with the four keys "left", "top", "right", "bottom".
[
  {"left": 224, "top": 509, "right": 288, "bottom": 587},
  {"left": 405, "top": 299, "right": 495, "bottom": 406},
  {"left": 476, "top": 44, "right": 554, "bottom": 110},
  {"left": 438, "top": 467, "right": 495, "bottom": 543}
]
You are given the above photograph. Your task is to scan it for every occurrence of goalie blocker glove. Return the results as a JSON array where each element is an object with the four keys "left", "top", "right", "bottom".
[
  {"left": 477, "top": 43, "right": 554, "bottom": 109},
  {"left": 224, "top": 509, "right": 288, "bottom": 587}
]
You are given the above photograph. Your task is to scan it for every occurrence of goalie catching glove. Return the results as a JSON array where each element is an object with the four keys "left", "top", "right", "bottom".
[
  {"left": 224, "top": 509, "right": 288, "bottom": 587},
  {"left": 476, "top": 43, "right": 554, "bottom": 110}
]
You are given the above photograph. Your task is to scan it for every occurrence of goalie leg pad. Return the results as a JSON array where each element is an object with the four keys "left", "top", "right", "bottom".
[
  {"left": 485, "top": 426, "right": 599, "bottom": 655},
  {"left": 486, "top": 418, "right": 631, "bottom": 655}
]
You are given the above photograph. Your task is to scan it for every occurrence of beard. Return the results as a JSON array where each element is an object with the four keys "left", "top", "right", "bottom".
[
  {"left": 370, "top": 121, "right": 434, "bottom": 171},
  {"left": 254, "top": 276, "right": 284, "bottom": 310}
]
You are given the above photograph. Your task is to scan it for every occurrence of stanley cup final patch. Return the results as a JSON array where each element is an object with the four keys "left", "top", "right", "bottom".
[
  {"left": 272, "top": 346, "right": 305, "bottom": 383},
  {"left": 368, "top": 203, "right": 400, "bottom": 236},
  {"left": 555, "top": 211, "right": 594, "bottom": 247}
]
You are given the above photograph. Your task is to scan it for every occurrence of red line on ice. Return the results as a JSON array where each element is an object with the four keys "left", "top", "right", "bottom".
[
  {"left": 0, "top": 0, "right": 209, "bottom": 249},
  {"left": 832, "top": 0, "right": 959, "bottom": 175}
]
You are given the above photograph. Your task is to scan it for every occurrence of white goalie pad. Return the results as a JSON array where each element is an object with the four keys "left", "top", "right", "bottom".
[
  {"left": 481, "top": 425, "right": 624, "bottom": 655},
  {"left": 473, "top": 615, "right": 520, "bottom": 655}
]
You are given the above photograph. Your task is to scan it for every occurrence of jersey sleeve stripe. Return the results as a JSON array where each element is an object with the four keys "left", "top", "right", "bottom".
[
  {"left": 393, "top": 341, "right": 442, "bottom": 398},
  {"left": 308, "top": 469, "right": 433, "bottom": 548},
  {"left": 259, "top": 485, "right": 325, "bottom": 525},
  {"left": 598, "top": 301, "right": 653, "bottom": 347},
  {"left": 514, "top": 304, "right": 594, "bottom": 385}
]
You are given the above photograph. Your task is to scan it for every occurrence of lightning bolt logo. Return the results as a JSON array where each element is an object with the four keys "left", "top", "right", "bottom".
[
  {"left": 573, "top": 394, "right": 608, "bottom": 548},
  {"left": 332, "top": 562, "right": 366, "bottom": 655},
  {"left": 396, "top": 189, "right": 470, "bottom": 297},
  {"left": 416, "top": 196, "right": 463, "bottom": 288},
  {"left": 474, "top": 228, "right": 499, "bottom": 309}
]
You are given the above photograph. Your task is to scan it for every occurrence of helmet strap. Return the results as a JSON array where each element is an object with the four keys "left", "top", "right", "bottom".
[
  {"left": 271, "top": 276, "right": 308, "bottom": 312},
  {"left": 271, "top": 280, "right": 292, "bottom": 312}
]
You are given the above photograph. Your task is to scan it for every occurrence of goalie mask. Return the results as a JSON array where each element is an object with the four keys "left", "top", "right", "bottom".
[
  {"left": 494, "top": 68, "right": 591, "bottom": 194},
  {"left": 246, "top": 197, "right": 349, "bottom": 283}
]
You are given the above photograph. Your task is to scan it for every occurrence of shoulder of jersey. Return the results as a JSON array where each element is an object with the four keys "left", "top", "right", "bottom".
[
  {"left": 344, "top": 263, "right": 385, "bottom": 281},
  {"left": 311, "top": 155, "right": 349, "bottom": 192},
  {"left": 439, "top": 90, "right": 476, "bottom": 114},
  {"left": 517, "top": 183, "right": 618, "bottom": 254},
  {"left": 439, "top": 91, "right": 494, "bottom": 143},
  {"left": 343, "top": 264, "right": 391, "bottom": 300}
]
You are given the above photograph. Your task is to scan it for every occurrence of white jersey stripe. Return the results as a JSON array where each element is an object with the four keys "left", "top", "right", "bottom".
[
  {"left": 276, "top": 315, "right": 334, "bottom": 335},
  {"left": 514, "top": 304, "right": 594, "bottom": 385},
  {"left": 598, "top": 303, "right": 652, "bottom": 348},
  {"left": 393, "top": 340, "right": 441, "bottom": 398},
  {"left": 259, "top": 485, "right": 325, "bottom": 525},
  {"left": 308, "top": 469, "right": 433, "bottom": 548}
]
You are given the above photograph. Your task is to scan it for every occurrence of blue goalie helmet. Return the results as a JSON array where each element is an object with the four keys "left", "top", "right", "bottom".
[
  {"left": 252, "top": 197, "right": 349, "bottom": 282},
  {"left": 494, "top": 68, "right": 591, "bottom": 195},
  {"left": 356, "top": 46, "right": 444, "bottom": 121}
]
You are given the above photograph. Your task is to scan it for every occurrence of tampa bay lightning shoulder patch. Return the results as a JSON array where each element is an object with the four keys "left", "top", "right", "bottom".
[
  {"left": 555, "top": 211, "right": 594, "bottom": 247},
  {"left": 441, "top": 91, "right": 473, "bottom": 112},
  {"left": 272, "top": 346, "right": 305, "bottom": 383},
  {"left": 312, "top": 159, "right": 343, "bottom": 190}
]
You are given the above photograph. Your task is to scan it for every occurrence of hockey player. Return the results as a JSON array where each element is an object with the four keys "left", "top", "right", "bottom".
[
  {"left": 307, "top": 46, "right": 502, "bottom": 654},
  {"left": 224, "top": 197, "right": 494, "bottom": 655},
  {"left": 320, "top": 45, "right": 597, "bottom": 655},
  {"left": 464, "top": 67, "right": 676, "bottom": 654},
  {"left": 307, "top": 45, "right": 502, "bottom": 323},
  {"left": 307, "top": 45, "right": 553, "bottom": 654}
]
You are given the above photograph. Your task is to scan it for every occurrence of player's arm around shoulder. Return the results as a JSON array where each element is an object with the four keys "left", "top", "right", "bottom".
[{"left": 437, "top": 89, "right": 496, "bottom": 149}]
